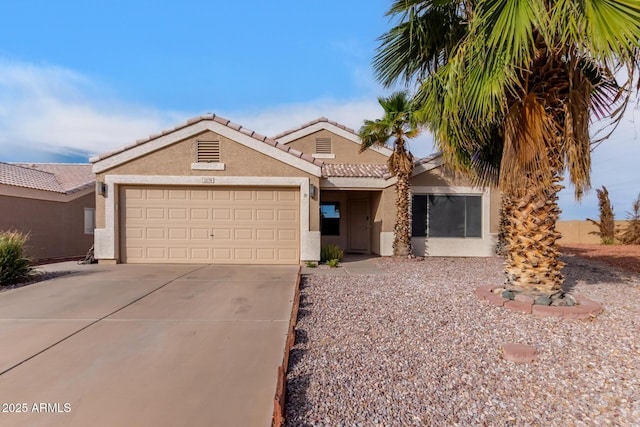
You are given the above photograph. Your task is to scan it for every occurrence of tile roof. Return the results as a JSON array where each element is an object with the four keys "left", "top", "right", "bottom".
[
  {"left": 91, "top": 114, "right": 324, "bottom": 167},
  {"left": 414, "top": 152, "right": 442, "bottom": 167},
  {"left": 322, "top": 163, "right": 392, "bottom": 179},
  {"left": 0, "top": 162, "right": 94, "bottom": 194},
  {"left": 271, "top": 117, "right": 358, "bottom": 140},
  {"left": 321, "top": 154, "right": 442, "bottom": 180}
]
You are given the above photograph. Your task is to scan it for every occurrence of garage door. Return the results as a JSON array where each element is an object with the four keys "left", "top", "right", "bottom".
[{"left": 120, "top": 186, "right": 300, "bottom": 264}]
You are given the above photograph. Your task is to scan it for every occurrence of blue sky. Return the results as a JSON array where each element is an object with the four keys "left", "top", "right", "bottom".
[{"left": 0, "top": 0, "right": 638, "bottom": 220}]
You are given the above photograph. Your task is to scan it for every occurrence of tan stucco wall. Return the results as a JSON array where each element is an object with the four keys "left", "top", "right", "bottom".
[
  {"left": 557, "top": 220, "right": 630, "bottom": 244},
  {"left": 411, "top": 165, "right": 471, "bottom": 187},
  {"left": 95, "top": 130, "right": 321, "bottom": 232},
  {"left": 379, "top": 186, "right": 397, "bottom": 233},
  {"left": 285, "top": 130, "right": 388, "bottom": 164},
  {"left": 0, "top": 192, "right": 95, "bottom": 260},
  {"left": 99, "top": 131, "right": 313, "bottom": 178}
]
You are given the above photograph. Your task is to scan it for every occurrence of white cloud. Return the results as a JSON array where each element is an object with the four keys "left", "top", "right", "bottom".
[
  {"left": 0, "top": 59, "right": 184, "bottom": 160},
  {"left": 1, "top": 58, "right": 636, "bottom": 221},
  {"left": 225, "top": 99, "right": 383, "bottom": 138}
]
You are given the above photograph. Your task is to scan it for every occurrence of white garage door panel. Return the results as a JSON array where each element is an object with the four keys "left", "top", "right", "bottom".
[{"left": 120, "top": 186, "right": 300, "bottom": 264}]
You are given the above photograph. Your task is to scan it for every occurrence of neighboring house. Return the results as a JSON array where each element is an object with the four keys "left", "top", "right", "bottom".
[
  {"left": 91, "top": 114, "right": 500, "bottom": 265},
  {"left": 0, "top": 162, "right": 95, "bottom": 260}
]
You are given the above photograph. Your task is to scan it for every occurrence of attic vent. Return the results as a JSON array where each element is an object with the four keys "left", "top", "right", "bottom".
[
  {"left": 197, "top": 140, "right": 220, "bottom": 163},
  {"left": 315, "top": 137, "right": 332, "bottom": 154}
]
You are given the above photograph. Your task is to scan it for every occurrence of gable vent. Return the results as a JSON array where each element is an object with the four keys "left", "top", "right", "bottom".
[
  {"left": 197, "top": 140, "right": 220, "bottom": 162},
  {"left": 315, "top": 137, "right": 332, "bottom": 154}
]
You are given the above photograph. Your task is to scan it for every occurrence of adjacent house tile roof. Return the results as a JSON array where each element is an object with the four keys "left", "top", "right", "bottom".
[
  {"left": 271, "top": 117, "right": 358, "bottom": 141},
  {"left": 0, "top": 162, "right": 94, "bottom": 194},
  {"left": 90, "top": 114, "right": 324, "bottom": 167}
]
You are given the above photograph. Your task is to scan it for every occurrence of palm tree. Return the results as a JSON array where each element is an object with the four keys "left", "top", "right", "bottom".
[
  {"left": 359, "top": 91, "right": 421, "bottom": 257},
  {"left": 373, "top": 0, "right": 639, "bottom": 298},
  {"left": 415, "top": 1, "right": 640, "bottom": 297}
]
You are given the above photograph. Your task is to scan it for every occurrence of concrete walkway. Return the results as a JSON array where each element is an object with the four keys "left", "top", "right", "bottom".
[
  {"left": 301, "top": 254, "right": 388, "bottom": 276},
  {"left": 0, "top": 262, "right": 298, "bottom": 427}
]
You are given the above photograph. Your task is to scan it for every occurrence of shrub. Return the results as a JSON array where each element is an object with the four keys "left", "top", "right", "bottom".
[
  {"left": 0, "top": 231, "right": 33, "bottom": 286},
  {"left": 619, "top": 193, "right": 640, "bottom": 245},
  {"left": 326, "top": 258, "right": 340, "bottom": 268},
  {"left": 587, "top": 186, "right": 616, "bottom": 244},
  {"left": 305, "top": 261, "right": 317, "bottom": 268},
  {"left": 320, "top": 244, "right": 344, "bottom": 263}
]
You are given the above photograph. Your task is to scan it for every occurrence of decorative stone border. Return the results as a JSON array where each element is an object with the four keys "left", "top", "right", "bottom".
[{"left": 475, "top": 285, "right": 604, "bottom": 320}]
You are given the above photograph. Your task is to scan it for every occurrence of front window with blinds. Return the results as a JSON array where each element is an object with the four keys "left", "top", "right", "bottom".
[
  {"left": 197, "top": 140, "right": 221, "bottom": 163},
  {"left": 315, "top": 137, "right": 332, "bottom": 154},
  {"left": 412, "top": 195, "right": 482, "bottom": 238}
]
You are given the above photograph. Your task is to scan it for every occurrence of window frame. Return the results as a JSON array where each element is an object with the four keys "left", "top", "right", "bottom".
[
  {"left": 320, "top": 202, "right": 341, "bottom": 236},
  {"left": 411, "top": 194, "right": 482, "bottom": 239},
  {"left": 84, "top": 208, "right": 95, "bottom": 235}
]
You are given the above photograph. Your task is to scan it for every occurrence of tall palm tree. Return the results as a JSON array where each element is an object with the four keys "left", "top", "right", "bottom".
[
  {"left": 359, "top": 91, "right": 421, "bottom": 257},
  {"left": 373, "top": 0, "right": 639, "bottom": 298},
  {"left": 415, "top": 0, "right": 640, "bottom": 297}
]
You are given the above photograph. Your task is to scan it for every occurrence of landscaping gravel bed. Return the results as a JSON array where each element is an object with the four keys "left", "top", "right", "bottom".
[{"left": 285, "top": 255, "right": 640, "bottom": 426}]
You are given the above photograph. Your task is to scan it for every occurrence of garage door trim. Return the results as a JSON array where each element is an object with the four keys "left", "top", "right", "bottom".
[{"left": 94, "top": 175, "right": 319, "bottom": 262}]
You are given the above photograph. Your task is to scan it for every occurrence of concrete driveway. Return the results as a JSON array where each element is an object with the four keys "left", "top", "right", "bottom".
[{"left": 0, "top": 262, "right": 299, "bottom": 427}]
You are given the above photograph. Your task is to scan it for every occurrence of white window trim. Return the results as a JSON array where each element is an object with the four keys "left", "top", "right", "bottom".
[{"left": 191, "top": 162, "right": 225, "bottom": 170}]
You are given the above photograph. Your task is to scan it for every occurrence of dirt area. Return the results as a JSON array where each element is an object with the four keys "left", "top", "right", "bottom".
[{"left": 560, "top": 244, "right": 640, "bottom": 274}]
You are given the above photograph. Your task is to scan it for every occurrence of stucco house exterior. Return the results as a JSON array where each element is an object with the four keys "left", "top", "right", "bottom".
[
  {"left": 0, "top": 162, "right": 95, "bottom": 260},
  {"left": 91, "top": 114, "right": 500, "bottom": 264}
]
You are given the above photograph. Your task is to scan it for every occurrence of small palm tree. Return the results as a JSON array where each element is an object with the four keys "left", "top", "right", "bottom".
[{"left": 359, "top": 91, "right": 421, "bottom": 257}]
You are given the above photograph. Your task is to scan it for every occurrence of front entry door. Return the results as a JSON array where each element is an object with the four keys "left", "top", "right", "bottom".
[{"left": 348, "top": 199, "right": 369, "bottom": 253}]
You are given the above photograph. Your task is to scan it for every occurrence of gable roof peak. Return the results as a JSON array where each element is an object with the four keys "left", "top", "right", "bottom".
[
  {"left": 91, "top": 113, "right": 324, "bottom": 173},
  {"left": 271, "top": 117, "right": 357, "bottom": 141}
]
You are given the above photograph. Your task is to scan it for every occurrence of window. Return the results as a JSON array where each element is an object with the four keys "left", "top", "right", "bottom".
[
  {"left": 315, "top": 137, "right": 332, "bottom": 154},
  {"left": 412, "top": 195, "right": 481, "bottom": 238},
  {"left": 320, "top": 202, "right": 340, "bottom": 236},
  {"left": 197, "top": 140, "right": 220, "bottom": 163},
  {"left": 84, "top": 208, "right": 95, "bottom": 235}
]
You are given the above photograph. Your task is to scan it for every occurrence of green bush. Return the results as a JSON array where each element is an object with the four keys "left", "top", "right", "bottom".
[
  {"left": 320, "top": 244, "right": 344, "bottom": 263},
  {"left": 0, "top": 231, "right": 33, "bottom": 286},
  {"left": 305, "top": 261, "right": 317, "bottom": 268},
  {"left": 326, "top": 258, "right": 340, "bottom": 268}
]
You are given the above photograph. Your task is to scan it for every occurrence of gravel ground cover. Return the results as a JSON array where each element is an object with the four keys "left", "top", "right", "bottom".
[
  {"left": 286, "top": 255, "right": 640, "bottom": 426},
  {"left": 561, "top": 244, "right": 640, "bottom": 275}
]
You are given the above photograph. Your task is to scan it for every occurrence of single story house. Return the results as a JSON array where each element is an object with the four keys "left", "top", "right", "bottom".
[
  {"left": 0, "top": 162, "right": 95, "bottom": 261},
  {"left": 91, "top": 114, "right": 500, "bottom": 264}
]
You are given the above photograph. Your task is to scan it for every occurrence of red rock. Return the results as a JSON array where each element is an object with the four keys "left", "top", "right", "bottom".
[
  {"left": 532, "top": 305, "right": 565, "bottom": 318},
  {"left": 504, "top": 300, "right": 532, "bottom": 314},
  {"left": 502, "top": 343, "right": 537, "bottom": 363},
  {"left": 486, "top": 293, "right": 507, "bottom": 307},
  {"left": 474, "top": 288, "right": 492, "bottom": 300}
]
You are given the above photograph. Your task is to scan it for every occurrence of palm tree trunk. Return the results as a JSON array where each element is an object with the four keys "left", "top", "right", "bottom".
[
  {"left": 394, "top": 172, "right": 413, "bottom": 257},
  {"left": 503, "top": 175, "right": 565, "bottom": 296}
]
